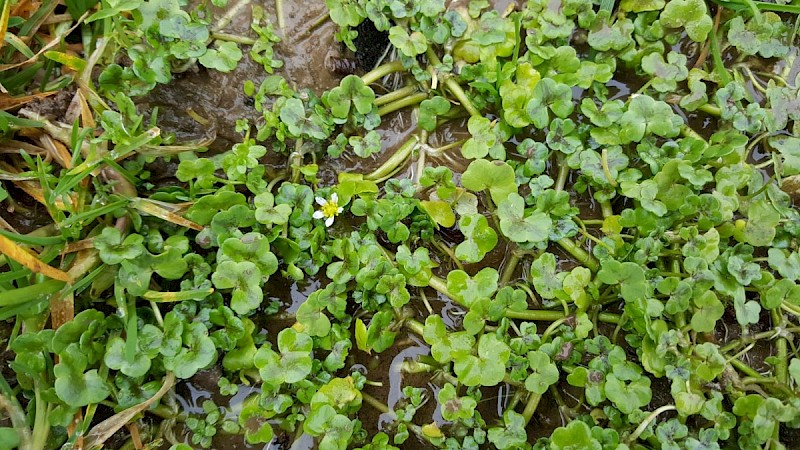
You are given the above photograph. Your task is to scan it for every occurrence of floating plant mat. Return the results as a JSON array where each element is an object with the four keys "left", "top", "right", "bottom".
[{"left": 1, "top": 0, "right": 800, "bottom": 449}]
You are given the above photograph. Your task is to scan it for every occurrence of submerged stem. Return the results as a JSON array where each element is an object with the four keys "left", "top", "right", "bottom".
[
  {"left": 425, "top": 49, "right": 481, "bottom": 118},
  {"left": 275, "top": 0, "right": 285, "bottom": 32},
  {"left": 375, "top": 85, "right": 420, "bottom": 107},
  {"left": 365, "top": 135, "right": 418, "bottom": 181},
  {"left": 362, "top": 61, "right": 405, "bottom": 86},
  {"left": 211, "top": 32, "right": 256, "bottom": 45},
  {"left": 377, "top": 92, "right": 427, "bottom": 117},
  {"left": 213, "top": 0, "right": 252, "bottom": 31}
]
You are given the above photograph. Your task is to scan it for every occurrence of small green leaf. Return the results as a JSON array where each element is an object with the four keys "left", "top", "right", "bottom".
[
  {"left": 660, "top": 0, "right": 713, "bottom": 42},
  {"left": 419, "top": 96, "right": 451, "bottom": 131},
  {"left": 389, "top": 26, "right": 428, "bottom": 56},
  {"left": 199, "top": 41, "right": 243, "bottom": 72},
  {"left": 461, "top": 159, "right": 517, "bottom": 205},
  {"left": 328, "top": 75, "right": 376, "bottom": 119},
  {"left": 525, "top": 350, "right": 559, "bottom": 394},
  {"left": 497, "top": 193, "right": 552, "bottom": 244},
  {"left": 455, "top": 214, "right": 498, "bottom": 263}
]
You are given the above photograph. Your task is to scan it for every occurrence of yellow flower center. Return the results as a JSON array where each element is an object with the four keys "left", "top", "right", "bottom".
[{"left": 321, "top": 200, "right": 339, "bottom": 219}]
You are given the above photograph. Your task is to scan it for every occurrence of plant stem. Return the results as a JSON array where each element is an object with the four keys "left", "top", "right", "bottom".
[
  {"left": 211, "top": 32, "right": 256, "bottom": 45},
  {"left": 554, "top": 154, "right": 570, "bottom": 193},
  {"left": 362, "top": 392, "right": 391, "bottom": 414},
  {"left": 521, "top": 393, "right": 542, "bottom": 425},
  {"left": 680, "top": 125, "right": 707, "bottom": 142},
  {"left": 772, "top": 309, "right": 788, "bottom": 385},
  {"left": 720, "top": 327, "right": 800, "bottom": 354},
  {"left": 427, "top": 138, "right": 468, "bottom": 157},
  {"left": 428, "top": 275, "right": 453, "bottom": 300},
  {"left": 431, "top": 238, "right": 464, "bottom": 271},
  {"left": 375, "top": 85, "right": 420, "bottom": 107},
  {"left": 499, "top": 250, "right": 521, "bottom": 285},
  {"left": 425, "top": 49, "right": 481, "bottom": 118},
  {"left": 600, "top": 148, "right": 618, "bottom": 187},
  {"left": 696, "top": 103, "right": 721, "bottom": 117},
  {"left": 505, "top": 309, "right": 621, "bottom": 324},
  {"left": 31, "top": 384, "right": 50, "bottom": 450},
  {"left": 600, "top": 200, "right": 613, "bottom": 218},
  {"left": 365, "top": 135, "right": 419, "bottom": 181},
  {"left": 377, "top": 92, "right": 427, "bottom": 116},
  {"left": 400, "top": 360, "right": 436, "bottom": 374},
  {"left": 213, "top": 0, "right": 252, "bottom": 31},
  {"left": 556, "top": 238, "right": 600, "bottom": 272},
  {"left": 628, "top": 405, "right": 676, "bottom": 443},
  {"left": 729, "top": 358, "right": 763, "bottom": 379},
  {"left": 275, "top": 0, "right": 285, "bottom": 31},
  {"left": 362, "top": 61, "right": 405, "bottom": 86},
  {"left": 405, "top": 318, "right": 424, "bottom": 337},
  {"left": 709, "top": 25, "right": 733, "bottom": 86},
  {"left": 430, "top": 274, "right": 619, "bottom": 323},
  {"left": 671, "top": 245, "right": 687, "bottom": 328},
  {"left": 361, "top": 392, "right": 429, "bottom": 441}
]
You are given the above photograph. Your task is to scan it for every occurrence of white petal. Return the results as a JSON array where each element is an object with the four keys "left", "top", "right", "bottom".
[
  {"left": 313, "top": 211, "right": 325, "bottom": 219},
  {"left": 315, "top": 196, "right": 327, "bottom": 206},
  {"left": 325, "top": 217, "right": 334, "bottom": 227},
  {"left": 337, "top": 207, "right": 344, "bottom": 214},
  {"left": 331, "top": 193, "right": 338, "bottom": 203}
]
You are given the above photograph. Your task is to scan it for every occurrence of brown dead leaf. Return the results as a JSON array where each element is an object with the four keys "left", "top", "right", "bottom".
[{"left": 0, "top": 91, "right": 57, "bottom": 111}]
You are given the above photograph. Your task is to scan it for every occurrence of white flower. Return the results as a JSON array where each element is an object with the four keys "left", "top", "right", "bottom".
[{"left": 313, "top": 193, "right": 343, "bottom": 227}]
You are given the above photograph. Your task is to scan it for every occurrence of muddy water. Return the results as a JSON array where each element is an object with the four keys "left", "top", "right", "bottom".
[{"left": 138, "top": 0, "right": 343, "bottom": 153}]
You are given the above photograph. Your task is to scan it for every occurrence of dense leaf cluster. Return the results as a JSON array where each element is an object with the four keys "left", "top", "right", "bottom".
[{"left": 2, "top": 0, "right": 800, "bottom": 449}]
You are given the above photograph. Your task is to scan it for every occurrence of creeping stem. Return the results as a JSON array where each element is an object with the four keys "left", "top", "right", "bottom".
[
  {"left": 627, "top": 405, "right": 677, "bottom": 444},
  {"left": 428, "top": 275, "right": 620, "bottom": 323},
  {"left": 425, "top": 49, "right": 481, "bottom": 118},
  {"left": 377, "top": 92, "right": 428, "bottom": 117},
  {"left": 365, "top": 135, "right": 419, "bottom": 181},
  {"left": 361, "top": 61, "right": 405, "bottom": 86},
  {"left": 361, "top": 392, "right": 427, "bottom": 440},
  {"left": 772, "top": 309, "right": 788, "bottom": 386},
  {"left": 552, "top": 157, "right": 600, "bottom": 271},
  {"left": 275, "top": 0, "right": 285, "bottom": 31},
  {"left": 556, "top": 238, "right": 599, "bottom": 272},
  {"left": 405, "top": 318, "right": 425, "bottom": 337},
  {"left": 499, "top": 250, "right": 521, "bottom": 285},
  {"left": 521, "top": 393, "right": 542, "bottom": 425},
  {"left": 375, "top": 85, "right": 421, "bottom": 107},
  {"left": 505, "top": 309, "right": 621, "bottom": 324}
]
